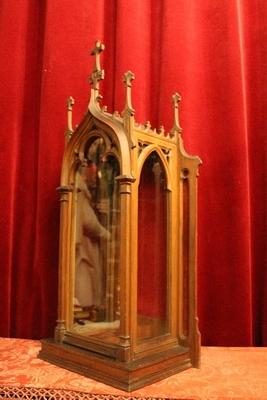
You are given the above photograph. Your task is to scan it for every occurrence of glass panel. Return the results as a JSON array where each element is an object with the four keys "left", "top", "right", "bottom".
[
  {"left": 137, "top": 152, "right": 168, "bottom": 341},
  {"left": 73, "top": 137, "right": 120, "bottom": 341}
]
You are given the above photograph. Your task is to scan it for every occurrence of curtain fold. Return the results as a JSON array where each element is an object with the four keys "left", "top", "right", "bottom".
[{"left": 0, "top": 0, "right": 266, "bottom": 345}]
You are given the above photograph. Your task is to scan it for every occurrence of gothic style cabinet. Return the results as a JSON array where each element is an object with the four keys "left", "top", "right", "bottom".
[{"left": 39, "top": 41, "right": 201, "bottom": 391}]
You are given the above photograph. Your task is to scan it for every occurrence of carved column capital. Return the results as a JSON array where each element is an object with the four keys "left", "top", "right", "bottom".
[
  {"left": 56, "top": 185, "right": 73, "bottom": 202},
  {"left": 116, "top": 175, "right": 135, "bottom": 194}
]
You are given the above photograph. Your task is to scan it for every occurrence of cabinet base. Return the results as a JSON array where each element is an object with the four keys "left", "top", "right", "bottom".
[{"left": 39, "top": 339, "right": 193, "bottom": 392}]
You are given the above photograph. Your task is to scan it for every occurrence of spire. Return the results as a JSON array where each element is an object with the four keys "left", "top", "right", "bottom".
[
  {"left": 122, "top": 71, "right": 135, "bottom": 117},
  {"left": 89, "top": 40, "right": 105, "bottom": 95},
  {"left": 65, "top": 96, "right": 75, "bottom": 144},
  {"left": 170, "top": 92, "right": 182, "bottom": 137}
]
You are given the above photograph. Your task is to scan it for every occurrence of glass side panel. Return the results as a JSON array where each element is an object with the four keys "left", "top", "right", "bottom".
[
  {"left": 73, "top": 137, "right": 120, "bottom": 340},
  {"left": 137, "top": 151, "right": 168, "bottom": 341}
]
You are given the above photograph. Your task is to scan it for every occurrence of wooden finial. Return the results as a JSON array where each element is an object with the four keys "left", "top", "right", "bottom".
[
  {"left": 89, "top": 40, "right": 105, "bottom": 91},
  {"left": 65, "top": 96, "right": 75, "bottom": 144},
  {"left": 170, "top": 92, "right": 182, "bottom": 137},
  {"left": 144, "top": 121, "right": 151, "bottom": 130},
  {"left": 158, "top": 125, "right": 165, "bottom": 135},
  {"left": 122, "top": 71, "right": 135, "bottom": 117}
]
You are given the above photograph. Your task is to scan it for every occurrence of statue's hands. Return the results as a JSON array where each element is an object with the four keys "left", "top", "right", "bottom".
[
  {"left": 99, "top": 228, "right": 111, "bottom": 241},
  {"left": 105, "top": 230, "right": 111, "bottom": 241}
]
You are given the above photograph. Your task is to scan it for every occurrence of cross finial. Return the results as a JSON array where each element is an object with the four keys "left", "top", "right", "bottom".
[
  {"left": 122, "top": 71, "right": 135, "bottom": 117},
  {"left": 89, "top": 40, "right": 105, "bottom": 91},
  {"left": 170, "top": 92, "right": 182, "bottom": 137}
]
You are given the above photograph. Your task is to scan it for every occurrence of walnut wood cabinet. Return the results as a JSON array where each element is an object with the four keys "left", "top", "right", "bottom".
[{"left": 39, "top": 40, "right": 201, "bottom": 391}]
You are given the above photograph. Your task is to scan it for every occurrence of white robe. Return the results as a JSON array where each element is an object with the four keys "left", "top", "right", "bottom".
[{"left": 75, "top": 181, "right": 110, "bottom": 307}]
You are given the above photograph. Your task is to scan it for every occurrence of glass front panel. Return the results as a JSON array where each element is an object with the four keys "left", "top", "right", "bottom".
[
  {"left": 137, "top": 151, "right": 168, "bottom": 341},
  {"left": 73, "top": 137, "right": 120, "bottom": 341}
]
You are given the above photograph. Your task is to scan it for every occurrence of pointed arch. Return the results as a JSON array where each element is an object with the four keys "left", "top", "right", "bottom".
[
  {"left": 137, "top": 145, "right": 171, "bottom": 191},
  {"left": 60, "top": 111, "right": 132, "bottom": 186},
  {"left": 137, "top": 148, "right": 169, "bottom": 339}
]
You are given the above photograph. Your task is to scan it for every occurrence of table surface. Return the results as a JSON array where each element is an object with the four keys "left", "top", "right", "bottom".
[{"left": 0, "top": 338, "right": 267, "bottom": 399}]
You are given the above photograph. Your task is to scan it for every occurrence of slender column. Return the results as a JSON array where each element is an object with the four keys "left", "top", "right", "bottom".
[
  {"left": 187, "top": 167, "right": 201, "bottom": 367},
  {"left": 178, "top": 161, "right": 201, "bottom": 366},
  {"left": 54, "top": 185, "right": 73, "bottom": 342},
  {"left": 116, "top": 175, "right": 135, "bottom": 361}
]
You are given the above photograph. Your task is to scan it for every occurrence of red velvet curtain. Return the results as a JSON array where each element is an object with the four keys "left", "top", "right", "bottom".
[{"left": 1, "top": 0, "right": 266, "bottom": 345}]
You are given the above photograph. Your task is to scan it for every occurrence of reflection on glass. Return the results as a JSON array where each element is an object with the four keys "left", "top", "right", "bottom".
[
  {"left": 137, "top": 152, "right": 168, "bottom": 341},
  {"left": 73, "top": 138, "right": 120, "bottom": 340}
]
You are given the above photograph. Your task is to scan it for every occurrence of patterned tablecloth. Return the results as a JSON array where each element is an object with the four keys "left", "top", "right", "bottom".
[{"left": 0, "top": 338, "right": 267, "bottom": 399}]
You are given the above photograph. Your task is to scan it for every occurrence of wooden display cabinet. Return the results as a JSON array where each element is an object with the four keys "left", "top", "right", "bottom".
[{"left": 39, "top": 40, "right": 201, "bottom": 391}]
